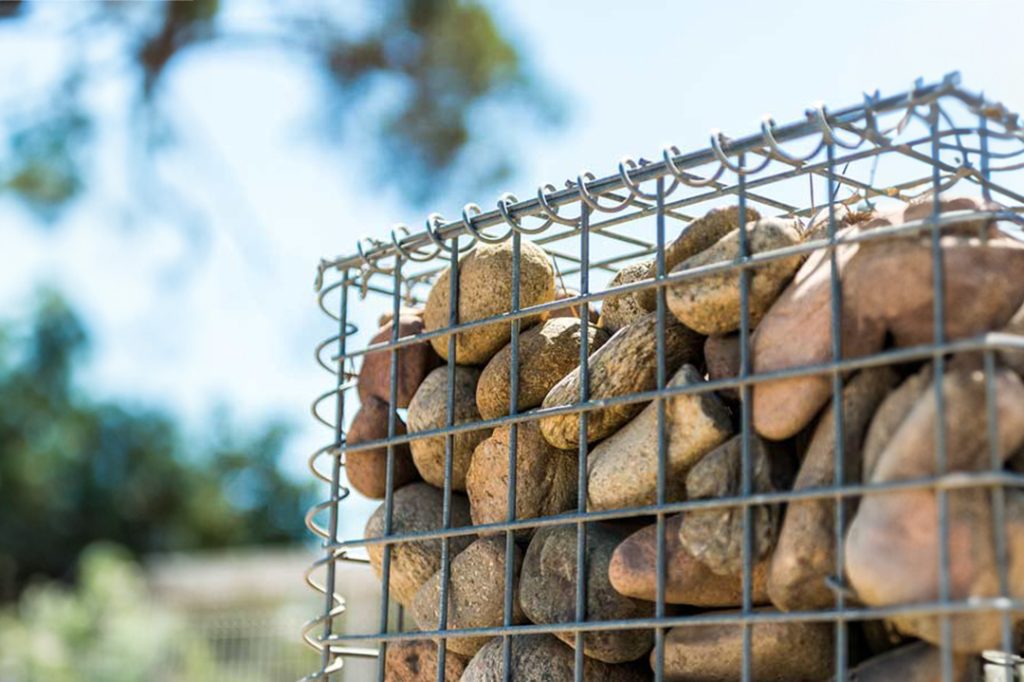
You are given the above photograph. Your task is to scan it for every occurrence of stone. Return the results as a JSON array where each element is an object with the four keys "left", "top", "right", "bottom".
[
  {"left": 365, "top": 483, "right": 473, "bottom": 608},
  {"left": 843, "top": 641, "right": 970, "bottom": 682},
  {"left": 588, "top": 365, "right": 733, "bottom": 511},
  {"left": 540, "top": 311, "right": 705, "bottom": 450},
  {"left": 461, "top": 634, "right": 648, "bottom": 682},
  {"left": 520, "top": 524, "right": 654, "bottom": 663},
  {"left": 861, "top": 366, "right": 932, "bottom": 482},
  {"left": 658, "top": 608, "right": 834, "bottom": 681},
  {"left": 666, "top": 217, "right": 804, "bottom": 335},
  {"left": 846, "top": 360, "right": 1024, "bottom": 652},
  {"left": 466, "top": 421, "right": 577, "bottom": 538},
  {"left": 901, "top": 193, "right": 1002, "bottom": 237},
  {"left": 999, "top": 298, "right": 1024, "bottom": 379},
  {"left": 545, "top": 285, "right": 599, "bottom": 323},
  {"left": 609, "top": 514, "right": 770, "bottom": 606},
  {"left": 383, "top": 639, "right": 467, "bottom": 681},
  {"left": 345, "top": 395, "right": 420, "bottom": 499},
  {"left": 750, "top": 224, "right": 873, "bottom": 441},
  {"left": 476, "top": 318, "right": 609, "bottom": 420},
  {"left": 704, "top": 332, "right": 742, "bottom": 401},
  {"left": 679, "top": 433, "right": 792, "bottom": 577},
  {"left": 423, "top": 239, "right": 556, "bottom": 365},
  {"left": 639, "top": 206, "right": 761, "bottom": 310},
  {"left": 358, "top": 315, "right": 442, "bottom": 408},
  {"left": 752, "top": 209, "right": 1024, "bottom": 440},
  {"left": 411, "top": 536, "right": 525, "bottom": 657},
  {"left": 599, "top": 261, "right": 654, "bottom": 334},
  {"left": 767, "top": 366, "right": 899, "bottom": 611},
  {"left": 804, "top": 203, "right": 887, "bottom": 242},
  {"left": 378, "top": 305, "right": 424, "bottom": 328},
  {"left": 407, "top": 366, "right": 492, "bottom": 491}
]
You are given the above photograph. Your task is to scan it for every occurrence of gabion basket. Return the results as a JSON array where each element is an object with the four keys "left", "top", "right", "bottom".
[{"left": 304, "top": 72, "right": 1024, "bottom": 681}]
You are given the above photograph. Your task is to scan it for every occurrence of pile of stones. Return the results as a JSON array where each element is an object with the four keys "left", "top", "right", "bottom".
[{"left": 350, "top": 196, "right": 1024, "bottom": 681}]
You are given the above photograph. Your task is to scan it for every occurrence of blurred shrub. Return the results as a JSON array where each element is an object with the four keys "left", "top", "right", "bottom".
[{"left": 0, "top": 543, "right": 218, "bottom": 681}]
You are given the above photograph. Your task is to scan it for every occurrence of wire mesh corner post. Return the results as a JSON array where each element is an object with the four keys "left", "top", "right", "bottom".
[{"left": 306, "top": 72, "right": 1024, "bottom": 682}]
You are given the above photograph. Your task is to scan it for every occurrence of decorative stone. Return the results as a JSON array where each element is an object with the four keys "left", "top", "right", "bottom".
[
  {"left": 412, "top": 536, "right": 525, "bottom": 657},
  {"left": 384, "top": 639, "right": 467, "bottom": 681},
  {"left": 466, "top": 421, "right": 577, "bottom": 538},
  {"left": 753, "top": 207, "right": 1024, "bottom": 440},
  {"left": 609, "top": 514, "right": 770, "bottom": 606},
  {"left": 358, "top": 315, "right": 441, "bottom": 408},
  {"left": 599, "top": 261, "right": 654, "bottom": 334},
  {"left": 365, "top": 483, "right": 473, "bottom": 608},
  {"left": 639, "top": 206, "right": 760, "bottom": 310},
  {"left": 658, "top": 609, "right": 834, "bottom": 681},
  {"left": 423, "top": 240, "right": 556, "bottom": 365},
  {"left": 588, "top": 365, "right": 733, "bottom": 511},
  {"left": 345, "top": 395, "right": 420, "bottom": 499},
  {"left": 767, "top": 366, "right": 898, "bottom": 611},
  {"left": 679, "top": 433, "right": 792, "bottom": 576},
  {"left": 704, "top": 332, "right": 742, "bottom": 401},
  {"left": 804, "top": 203, "right": 885, "bottom": 242},
  {"left": 665, "top": 217, "right": 804, "bottom": 335},
  {"left": 999, "top": 298, "right": 1024, "bottom": 379},
  {"left": 540, "top": 311, "right": 704, "bottom": 450},
  {"left": 379, "top": 305, "right": 424, "bottom": 328},
  {"left": 461, "top": 634, "right": 648, "bottom": 682},
  {"left": 407, "top": 366, "right": 492, "bottom": 491},
  {"left": 750, "top": 224, "right": 872, "bottom": 441},
  {"left": 476, "top": 318, "right": 609, "bottom": 420},
  {"left": 545, "top": 284, "right": 599, "bottom": 323},
  {"left": 846, "top": 360, "right": 1024, "bottom": 652},
  {"left": 520, "top": 524, "right": 654, "bottom": 663},
  {"left": 861, "top": 366, "right": 932, "bottom": 483},
  {"left": 843, "top": 641, "right": 970, "bottom": 682}
]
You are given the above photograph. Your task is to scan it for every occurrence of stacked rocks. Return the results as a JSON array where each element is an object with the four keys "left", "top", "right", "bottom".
[{"left": 350, "top": 198, "right": 1024, "bottom": 680}]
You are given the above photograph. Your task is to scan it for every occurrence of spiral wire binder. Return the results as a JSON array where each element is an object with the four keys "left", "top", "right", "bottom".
[{"left": 303, "top": 72, "right": 1024, "bottom": 681}]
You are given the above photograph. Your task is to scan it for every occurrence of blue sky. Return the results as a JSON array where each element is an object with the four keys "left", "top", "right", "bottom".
[{"left": 1, "top": 0, "right": 1023, "bottom": 536}]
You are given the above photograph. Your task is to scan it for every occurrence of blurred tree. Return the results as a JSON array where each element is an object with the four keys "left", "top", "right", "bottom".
[
  {"left": 0, "top": 293, "right": 311, "bottom": 597},
  {"left": 0, "top": 0, "right": 559, "bottom": 219}
]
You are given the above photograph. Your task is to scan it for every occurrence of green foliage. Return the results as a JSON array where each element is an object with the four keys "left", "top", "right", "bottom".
[
  {"left": 0, "top": 0, "right": 559, "bottom": 216},
  {"left": 0, "top": 292, "right": 312, "bottom": 597},
  {"left": 0, "top": 544, "right": 218, "bottom": 681}
]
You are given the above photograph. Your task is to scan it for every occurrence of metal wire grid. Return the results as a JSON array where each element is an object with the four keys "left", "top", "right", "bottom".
[{"left": 303, "top": 71, "right": 1024, "bottom": 681}]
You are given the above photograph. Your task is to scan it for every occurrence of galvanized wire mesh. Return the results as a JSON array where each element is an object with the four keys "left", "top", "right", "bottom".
[{"left": 303, "top": 72, "right": 1024, "bottom": 681}]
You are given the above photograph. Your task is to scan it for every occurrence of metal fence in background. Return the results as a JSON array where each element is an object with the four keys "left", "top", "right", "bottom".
[{"left": 303, "top": 72, "right": 1024, "bottom": 681}]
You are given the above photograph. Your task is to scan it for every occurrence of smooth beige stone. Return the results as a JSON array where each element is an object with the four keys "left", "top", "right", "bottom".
[
  {"left": 407, "top": 366, "right": 492, "bottom": 491},
  {"left": 587, "top": 365, "right": 732, "bottom": 511},
  {"left": 658, "top": 608, "right": 834, "bottom": 681},
  {"left": 424, "top": 239, "right": 555, "bottom": 365},
  {"left": 365, "top": 483, "right": 473, "bottom": 608},
  {"left": 539, "top": 311, "right": 704, "bottom": 450},
  {"left": 476, "top": 317, "right": 608, "bottom": 420},
  {"left": 666, "top": 217, "right": 804, "bottom": 335},
  {"left": 411, "top": 536, "right": 524, "bottom": 657},
  {"left": 466, "top": 421, "right": 577, "bottom": 538}
]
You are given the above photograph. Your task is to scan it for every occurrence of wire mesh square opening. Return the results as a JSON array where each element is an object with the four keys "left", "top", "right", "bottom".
[{"left": 305, "top": 72, "right": 1024, "bottom": 682}]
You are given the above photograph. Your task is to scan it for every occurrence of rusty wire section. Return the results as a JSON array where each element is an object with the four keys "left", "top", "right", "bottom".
[{"left": 302, "top": 72, "right": 1024, "bottom": 681}]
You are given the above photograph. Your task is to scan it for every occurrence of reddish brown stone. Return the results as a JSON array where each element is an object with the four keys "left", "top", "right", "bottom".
[
  {"left": 358, "top": 315, "right": 441, "bottom": 409},
  {"left": 346, "top": 396, "right": 419, "bottom": 499}
]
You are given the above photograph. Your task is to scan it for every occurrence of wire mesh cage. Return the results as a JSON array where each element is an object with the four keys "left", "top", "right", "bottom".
[{"left": 304, "top": 72, "right": 1024, "bottom": 681}]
